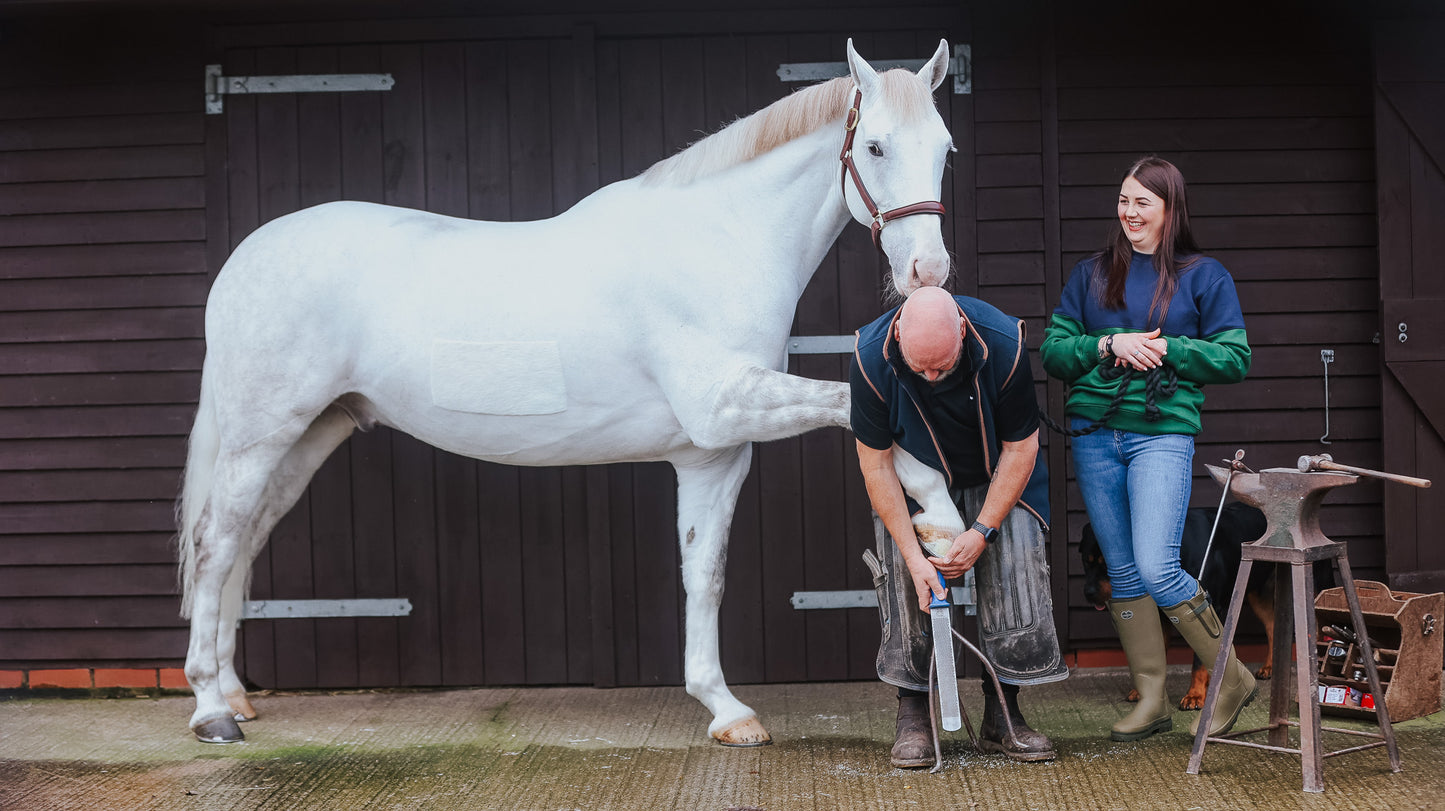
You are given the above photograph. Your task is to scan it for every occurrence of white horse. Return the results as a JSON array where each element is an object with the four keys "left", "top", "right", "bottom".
[{"left": 177, "top": 39, "right": 959, "bottom": 746}]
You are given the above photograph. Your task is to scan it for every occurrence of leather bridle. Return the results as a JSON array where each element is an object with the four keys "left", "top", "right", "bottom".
[{"left": 838, "top": 88, "right": 947, "bottom": 252}]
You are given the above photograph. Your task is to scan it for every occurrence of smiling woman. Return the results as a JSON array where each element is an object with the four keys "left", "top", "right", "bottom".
[
  {"left": 1118, "top": 175, "right": 1164, "bottom": 254},
  {"left": 1040, "top": 155, "right": 1255, "bottom": 744}
]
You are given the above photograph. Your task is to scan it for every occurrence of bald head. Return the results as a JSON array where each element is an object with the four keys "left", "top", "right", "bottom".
[{"left": 895, "top": 286, "right": 965, "bottom": 383}]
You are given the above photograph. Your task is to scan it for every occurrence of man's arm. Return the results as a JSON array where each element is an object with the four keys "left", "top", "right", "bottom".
[
  {"left": 856, "top": 440, "right": 949, "bottom": 611},
  {"left": 929, "top": 428, "right": 1040, "bottom": 576}
]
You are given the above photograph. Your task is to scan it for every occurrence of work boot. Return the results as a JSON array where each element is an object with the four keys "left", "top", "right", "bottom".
[
  {"left": 978, "top": 686, "right": 1056, "bottom": 761},
  {"left": 1108, "top": 594, "right": 1173, "bottom": 741},
  {"left": 890, "top": 693, "right": 934, "bottom": 768},
  {"left": 1163, "top": 585, "right": 1257, "bottom": 736}
]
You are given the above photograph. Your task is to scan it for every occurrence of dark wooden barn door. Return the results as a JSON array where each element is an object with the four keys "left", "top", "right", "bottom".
[
  {"left": 210, "top": 26, "right": 960, "bottom": 691},
  {"left": 217, "top": 36, "right": 609, "bottom": 690},
  {"left": 1374, "top": 21, "right": 1445, "bottom": 593}
]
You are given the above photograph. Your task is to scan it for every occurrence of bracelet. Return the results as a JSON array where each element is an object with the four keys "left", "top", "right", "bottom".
[{"left": 1099, "top": 334, "right": 1114, "bottom": 361}]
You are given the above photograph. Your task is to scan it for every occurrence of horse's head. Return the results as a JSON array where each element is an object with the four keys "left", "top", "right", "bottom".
[{"left": 842, "top": 39, "right": 954, "bottom": 298}]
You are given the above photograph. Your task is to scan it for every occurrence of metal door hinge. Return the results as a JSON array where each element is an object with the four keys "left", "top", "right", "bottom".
[
  {"left": 789, "top": 587, "right": 975, "bottom": 613},
  {"left": 205, "top": 64, "right": 395, "bottom": 114},
  {"left": 786, "top": 335, "right": 856, "bottom": 354},
  {"left": 777, "top": 45, "right": 972, "bottom": 94},
  {"left": 241, "top": 598, "right": 412, "bottom": 620}
]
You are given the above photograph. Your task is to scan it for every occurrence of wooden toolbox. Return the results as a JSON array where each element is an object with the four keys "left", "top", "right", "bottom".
[{"left": 1314, "top": 581, "right": 1443, "bottom": 722}]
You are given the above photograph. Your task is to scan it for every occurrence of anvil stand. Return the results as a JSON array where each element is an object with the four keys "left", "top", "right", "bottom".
[{"left": 1186, "top": 460, "right": 1402, "bottom": 793}]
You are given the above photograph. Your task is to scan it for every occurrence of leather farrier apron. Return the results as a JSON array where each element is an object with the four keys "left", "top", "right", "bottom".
[{"left": 866, "top": 484, "right": 1068, "bottom": 691}]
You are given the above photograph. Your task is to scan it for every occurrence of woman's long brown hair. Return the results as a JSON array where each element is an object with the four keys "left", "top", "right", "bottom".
[{"left": 1091, "top": 156, "right": 1201, "bottom": 328}]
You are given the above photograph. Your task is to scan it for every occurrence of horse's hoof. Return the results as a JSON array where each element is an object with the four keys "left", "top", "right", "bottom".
[
  {"left": 914, "top": 524, "right": 962, "bottom": 558},
  {"left": 713, "top": 717, "right": 772, "bottom": 747},
  {"left": 225, "top": 691, "right": 258, "bottom": 722},
  {"left": 192, "top": 716, "right": 245, "bottom": 743}
]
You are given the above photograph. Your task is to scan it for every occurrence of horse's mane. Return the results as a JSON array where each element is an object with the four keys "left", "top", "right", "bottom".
[{"left": 640, "top": 70, "right": 937, "bottom": 187}]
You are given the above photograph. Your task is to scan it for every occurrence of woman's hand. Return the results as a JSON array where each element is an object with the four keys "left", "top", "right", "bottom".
[{"left": 1111, "top": 328, "right": 1167, "bottom": 370}]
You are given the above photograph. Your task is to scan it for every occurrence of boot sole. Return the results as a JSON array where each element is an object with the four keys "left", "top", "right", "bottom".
[
  {"left": 1110, "top": 716, "right": 1173, "bottom": 742},
  {"left": 891, "top": 755, "right": 935, "bottom": 768},
  {"left": 976, "top": 738, "right": 1057, "bottom": 761}
]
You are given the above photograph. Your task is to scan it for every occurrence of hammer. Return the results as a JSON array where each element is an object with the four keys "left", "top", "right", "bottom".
[{"left": 1296, "top": 453, "right": 1432, "bottom": 488}]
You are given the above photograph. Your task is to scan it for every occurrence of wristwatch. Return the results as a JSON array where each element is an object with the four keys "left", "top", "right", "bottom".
[{"left": 971, "top": 521, "right": 1000, "bottom": 544}]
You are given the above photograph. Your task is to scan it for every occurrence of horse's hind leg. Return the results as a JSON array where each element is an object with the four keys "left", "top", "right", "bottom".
[
  {"left": 186, "top": 407, "right": 352, "bottom": 742},
  {"left": 673, "top": 445, "right": 768, "bottom": 746},
  {"left": 215, "top": 406, "right": 357, "bottom": 723}
]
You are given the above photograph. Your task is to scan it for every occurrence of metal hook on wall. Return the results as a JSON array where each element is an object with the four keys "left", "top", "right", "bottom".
[{"left": 1319, "top": 348, "right": 1334, "bottom": 445}]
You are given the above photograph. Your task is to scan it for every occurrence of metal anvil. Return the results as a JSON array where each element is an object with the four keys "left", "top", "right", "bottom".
[{"left": 1204, "top": 465, "right": 1358, "bottom": 550}]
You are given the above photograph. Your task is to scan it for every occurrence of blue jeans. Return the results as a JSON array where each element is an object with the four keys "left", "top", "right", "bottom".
[{"left": 1070, "top": 419, "right": 1198, "bottom": 607}]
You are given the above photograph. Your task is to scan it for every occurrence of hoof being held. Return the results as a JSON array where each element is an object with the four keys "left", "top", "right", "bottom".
[
  {"left": 192, "top": 715, "right": 245, "bottom": 744},
  {"left": 713, "top": 716, "right": 772, "bottom": 747},
  {"left": 914, "top": 524, "right": 961, "bottom": 558},
  {"left": 225, "top": 691, "right": 258, "bottom": 722}
]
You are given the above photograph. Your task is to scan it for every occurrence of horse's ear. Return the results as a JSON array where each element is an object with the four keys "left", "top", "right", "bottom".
[
  {"left": 846, "top": 38, "right": 880, "bottom": 98},
  {"left": 918, "top": 39, "right": 950, "bottom": 92}
]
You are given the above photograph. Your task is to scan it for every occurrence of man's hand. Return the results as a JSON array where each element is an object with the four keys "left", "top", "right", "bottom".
[
  {"left": 927, "top": 528, "right": 986, "bottom": 580},
  {"left": 905, "top": 552, "right": 948, "bottom": 612}
]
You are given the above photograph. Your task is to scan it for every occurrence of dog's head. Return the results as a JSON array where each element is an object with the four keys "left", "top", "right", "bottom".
[{"left": 1079, "top": 522, "right": 1111, "bottom": 609}]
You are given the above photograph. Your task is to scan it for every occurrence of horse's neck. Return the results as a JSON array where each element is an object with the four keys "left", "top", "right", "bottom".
[{"left": 699, "top": 125, "right": 852, "bottom": 299}]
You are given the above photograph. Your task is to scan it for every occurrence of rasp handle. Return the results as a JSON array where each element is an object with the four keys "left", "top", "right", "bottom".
[{"left": 930, "top": 570, "right": 962, "bottom": 732}]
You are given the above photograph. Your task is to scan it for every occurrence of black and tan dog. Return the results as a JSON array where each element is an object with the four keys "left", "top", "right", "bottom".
[{"left": 1080, "top": 502, "right": 1276, "bottom": 709}]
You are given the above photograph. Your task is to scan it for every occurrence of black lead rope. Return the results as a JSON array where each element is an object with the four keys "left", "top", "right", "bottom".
[{"left": 1039, "top": 364, "right": 1179, "bottom": 438}]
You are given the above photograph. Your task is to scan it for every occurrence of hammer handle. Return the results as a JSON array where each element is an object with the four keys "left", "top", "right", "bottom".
[{"left": 1308, "top": 458, "right": 1431, "bottom": 488}]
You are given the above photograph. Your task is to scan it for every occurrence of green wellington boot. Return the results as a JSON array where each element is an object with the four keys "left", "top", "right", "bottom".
[
  {"left": 1107, "top": 594, "right": 1173, "bottom": 741},
  {"left": 1163, "top": 586, "right": 1257, "bottom": 736}
]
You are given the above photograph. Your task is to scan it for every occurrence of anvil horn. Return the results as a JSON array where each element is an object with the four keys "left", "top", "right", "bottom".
[{"left": 1205, "top": 463, "right": 1265, "bottom": 508}]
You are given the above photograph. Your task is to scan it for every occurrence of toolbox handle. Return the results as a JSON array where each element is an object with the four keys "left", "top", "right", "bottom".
[{"left": 1353, "top": 580, "right": 1390, "bottom": 599}]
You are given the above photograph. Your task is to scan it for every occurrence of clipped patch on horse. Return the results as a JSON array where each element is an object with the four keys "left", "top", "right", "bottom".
[{"left": 430, "top": 339, "right": 568, "bottom": 415}]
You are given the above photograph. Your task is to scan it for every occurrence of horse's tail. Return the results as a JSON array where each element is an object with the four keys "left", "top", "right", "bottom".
[{"left": 176, "top": 364, "right": 220, "bottom": 620}]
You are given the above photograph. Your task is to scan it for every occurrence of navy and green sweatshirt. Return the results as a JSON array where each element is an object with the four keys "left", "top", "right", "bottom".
[{"left": 1040, "top": 251, "right": 1250, "bottom": 436}]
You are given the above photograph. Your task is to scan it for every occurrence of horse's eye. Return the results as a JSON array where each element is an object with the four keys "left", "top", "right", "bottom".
[{"left": 867, "top": 142, "right": 883, "bottom": 157}]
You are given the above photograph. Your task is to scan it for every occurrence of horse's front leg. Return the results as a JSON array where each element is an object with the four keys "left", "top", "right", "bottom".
[
  {"left": 890, "top": 444, "right": 966, "bottom": 555},
  {"left": 679, "top": 365, "right": 849, "bottom": 450},
  {"left": 672, "top": 445, "right": 768, "bottom": 746}
]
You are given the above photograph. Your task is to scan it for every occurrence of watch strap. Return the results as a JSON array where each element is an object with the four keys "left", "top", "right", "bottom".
[{"left": 971, "top": 521, "right": 999, "bottom": 544}]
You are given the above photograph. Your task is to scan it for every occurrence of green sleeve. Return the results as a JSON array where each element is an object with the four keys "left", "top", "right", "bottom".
[
  {"left": 1164, "top": 328, "right": 1251, "bottom": 385},
  {"left": 1041, "top": 314, "right": 1102, "bottom": 384}
]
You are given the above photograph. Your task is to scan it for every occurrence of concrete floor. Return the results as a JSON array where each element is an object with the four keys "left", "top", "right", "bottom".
[{"left": 2, "top": 666, "right": 1442, "bottom": 810}]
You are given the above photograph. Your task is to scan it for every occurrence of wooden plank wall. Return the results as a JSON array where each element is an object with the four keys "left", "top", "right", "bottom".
[
  {"left": 0, "top": 20, "right": 204, "bottom": 668},
  {"left": 1, "top": 1, "right": 1405, "bottom": 680},
  {"left": 969, "top": 3, "right": 1383, "bottom": 648}
]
